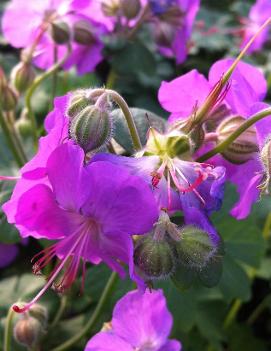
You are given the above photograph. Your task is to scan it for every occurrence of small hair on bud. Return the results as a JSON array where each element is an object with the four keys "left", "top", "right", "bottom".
[
  {"left": 69, "top": 104, "right": 113, "bottom": 153},
  {"left": 134, "top": 235, "right": 176, "bottom": 280}
]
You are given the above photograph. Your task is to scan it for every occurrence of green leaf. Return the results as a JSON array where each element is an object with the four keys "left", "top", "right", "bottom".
[
  {"left": 111, "top": 41, "right": 156, "bottom": 76},
  {"left": 218, "top": 254, "right": 251, "bottom": 301},
  {"left": 171, "top": 264, "right": 197, "bottom": 291},
  {"left": 198, "top": 255, "right": 223, "bottom": 288},
  {"left": 112, "top": 107, "right": 167, "bottom": 153}
]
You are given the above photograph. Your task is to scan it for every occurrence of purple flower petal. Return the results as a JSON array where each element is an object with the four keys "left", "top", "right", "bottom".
[
  {"left": 158, "top": 70, "right": 210, "bottom": 122},
  {"left": 112, "top": 290, "right": 173, "bottom": 348},
  {"left": 85, "top": 332, "right": 133, "bottom": 351}
]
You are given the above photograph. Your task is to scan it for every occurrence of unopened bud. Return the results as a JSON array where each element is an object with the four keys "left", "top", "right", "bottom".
[
  {"left": 11, "top": 62, "right": 35, "bottom": 93},
  {"left": 69, "top": 104, "right": 112, "bottom": 153},
  {"left": 67, "top": 91, "right": 91, "bottom": 119},
  {"left": 175, "top": 225, "right": 216, "bottom": 268},
  {"left": 121, "top": 0, "right": 141, "bottom": 19},
  {"left": 101, "top": 0, "right": 121, "bottom": 16},
  {"left": 216, "top": 116, "right": 259, "bottom": 164},
  {"left": 73, "top": 20, "right": 96, "bottom": 45},
  {"left": 0, "top": 85, "right": 18, "bottom": 111},
  {"left": 13, "top": 316, "right": 43, "bottom": 348},
  {"left": 0, "top": 66, "right": 7, "bottom": 93},
  {"left": 15, "top": 116, "right": 32, "bottom": 138},
  {"left": 49, "top": 20, "right": 70, "bottom": 44},
  {"left": 134, "top": 235, "right": 176, "bottom": 280}
]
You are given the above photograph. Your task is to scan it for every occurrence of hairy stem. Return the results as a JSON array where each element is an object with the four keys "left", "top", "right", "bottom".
[{"left": 89, "top": 89, "right": 142, "bottom": 151}]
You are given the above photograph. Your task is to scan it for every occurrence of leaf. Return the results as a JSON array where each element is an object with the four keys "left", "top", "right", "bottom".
[
  {"left": 112, "top": 107, "right": 167, "bottom": 153},
  {"left": 171, "top": 264, "right": 197, "bottom": 291},
  {"left": 111, "top": 40, "right": 156, "bottom": 76},
  {"left": 218, "top": 254, "right": 251, "bottom": 301},
  {"left": 198, "top": 254, "right": 223, "bottom": 288}
]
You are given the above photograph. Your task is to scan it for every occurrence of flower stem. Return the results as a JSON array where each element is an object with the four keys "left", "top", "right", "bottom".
[
  {"left": 25, "top": 44, "right": 72, "bottom": 147},
  {"left": 197, "top": 107, "right": 271, "bottom": 162},
  {"left": 3, "top": 307, "right": 15, "bottom": 351},
  {"left": 223, "top": 299, "right": 242, "bottom": 329},
  {"left": 247, "top": 294, "right": 271, "bottom": 325},
  {"left": 0, "top": 110, "right": 25, "bottom": 167},
  {"left": 49, "top": 295, "right": 68, "bottom": 329},
  {"left": 50, "top": 271, "right": 119, "bottom": 351},
  {"left": 89, "top": 89, "right": 142, "bottom": 151}
]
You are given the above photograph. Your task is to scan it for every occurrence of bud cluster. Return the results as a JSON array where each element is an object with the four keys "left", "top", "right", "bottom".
[
  {"left": 133, "top": 212, "right": 223, "bottom": 288},
  {"left": 67, "top": 90, "right": 113, "bottom": 153}
]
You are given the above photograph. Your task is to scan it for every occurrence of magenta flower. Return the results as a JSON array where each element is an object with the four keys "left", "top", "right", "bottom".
[
  {"left": 2, "top": 0, "right": 106, "bottom": 74},
  {"left": 3, "top": 141, "right": 158, "bottom": 312},
  {"left": 0, "top": 243, "right": 18, "bottom": 268},
  {"left": 85, "top": 289, "right": 181, "bottom": 351},
  {"left": 240, "top": 0, "right": 271, "bottom": 53},
  {"left": 158, "top": 58, "right": 271, "bottom": 219}
]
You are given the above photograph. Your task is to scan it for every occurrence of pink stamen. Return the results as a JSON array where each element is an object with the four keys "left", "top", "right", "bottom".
[
  {"left": 0, "top": 175, "right": 20, "bottom": 181},
  {"left": 12, "top": 231, "right": 86, "bottom": 314}
]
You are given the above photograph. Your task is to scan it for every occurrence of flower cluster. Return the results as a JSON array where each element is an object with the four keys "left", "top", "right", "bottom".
[{"left": 2, "top": 0, "right": 200, "bottom": 73}]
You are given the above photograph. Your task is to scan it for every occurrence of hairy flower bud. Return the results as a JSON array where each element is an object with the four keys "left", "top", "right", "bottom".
[
  {"left": 134, "top": 235, "right": 176, "bottom": 280},
  {"left": 11, "top": 62, "right": 35, "bottom": 93},
  {"left": 175, "top": 225, "right": 216, "bottom": 268},
  {"left": 101, "top": 0, "right": 121, "bottom": 16},
  {"left": 0, "top": 85, "right": 18, "bottom": 111},
  {"left": 121, "top": 0, "right": 141, "bottom": 19},
  {"left": 216, "top": 116, "right": 259, "bottom": 164},
  {"left": 67, "top": 91, "right": 91, "bottom": 119},
  {"left": 49, "top": 20, "right": 70, "bottom": 44},
  {"left": 13, "top": 316, "right": 43, "bottom": 348},
  {"left": 69, "top": 104, "right": 112, "bottom": 153},
  {"left": 73, "top": 20, "right": 96, "bottom": 45}
]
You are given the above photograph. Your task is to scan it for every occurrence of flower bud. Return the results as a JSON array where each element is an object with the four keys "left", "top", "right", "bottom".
[
  {"left": 0, "top": 85, "right": 18, "bottom": 111},
  {"left": 216, "top": 116, "right": 259, "bottom": 164},
  {"left": 49, "top": 20, "right": 70, "bottom": 44},
  {"left": 11, "top": 62, "right": 35, "bottom": 93},
  {"left": 13, "top": 316, "right": 43, "bottom": 348},
  {"left": 101, "top": 0, "right": 121, "bottom": 16},
  {"left": 175, "top": 225, "right": 216, "bottom": 268},
  {"left": 0, "top": 66, "right": 7, "bottom": 93},
  {"left": 69, "top": 105, "right": 112, "bottom": 153},
  {"left": 73, "top": 20, "right": 96, "bottom": 45},
  {"left": 134, "top": 235, "right": 176, "bottom": 280},
  {"left": 15, "top": 116, "right": 32, "bottom": 138},
  {"left": 121, "top": 0, "right": 141, "bottom": 19},
  {"left": 66, "top": 91, "right": 92, "bottom": 119}
]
